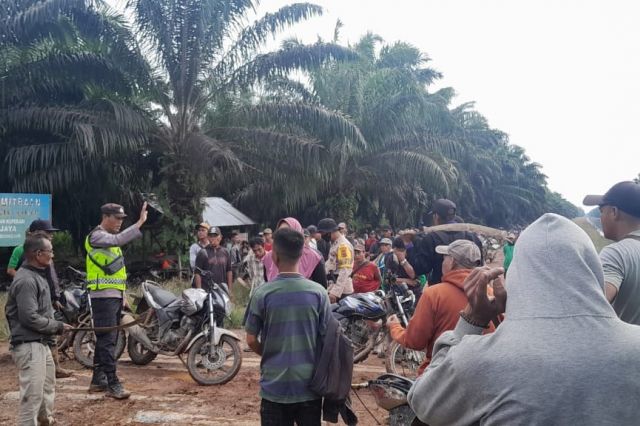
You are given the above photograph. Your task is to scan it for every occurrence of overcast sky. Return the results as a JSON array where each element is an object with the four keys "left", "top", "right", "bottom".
[{"left": 256, "top": 0, "right": 640, "bottom": 208}]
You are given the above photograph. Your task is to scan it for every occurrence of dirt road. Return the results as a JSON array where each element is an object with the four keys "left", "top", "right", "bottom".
[{"left": 0, "top": 331, "right": 390, "bottom": 425}]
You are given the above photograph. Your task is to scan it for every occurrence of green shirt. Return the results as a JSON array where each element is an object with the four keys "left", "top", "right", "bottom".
[
  {"left": 8, "top": 244, "right": 24, "bottom": 269},
  {"left": 245, "top": 273, "right": 330, "bottom": 403},
  {"left": 503, "top": 243, "right": 515, "bottom": 272}
]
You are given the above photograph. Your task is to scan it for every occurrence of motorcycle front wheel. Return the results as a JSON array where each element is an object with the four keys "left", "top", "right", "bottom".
[
  {"left": 385, "top": 341, "right": 425, "bottom": 380},
  {"left": 187, "top": 335, "right": 242, "bottom": 385},
  {"left": 73, "top": 329, "right": 126, "bottom": 368}
]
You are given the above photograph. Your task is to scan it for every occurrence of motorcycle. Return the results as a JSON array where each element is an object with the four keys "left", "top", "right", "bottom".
[
  {"left": 56, "top": 266, "right": 126, "bottom": 367},
  {"left": 352, "top": 374, "right": 416, "bottom": 426},
  {"left": 126, "top": 270, "right": 242, "bottom": 385},
  {"left": 333, "top": 273, "right": 425, "bottom": 378}
]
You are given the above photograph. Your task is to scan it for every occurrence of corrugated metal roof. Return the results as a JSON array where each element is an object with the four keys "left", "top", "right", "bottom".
[{"left": 202, "top": 197, "right": 255, "bottom": 227}]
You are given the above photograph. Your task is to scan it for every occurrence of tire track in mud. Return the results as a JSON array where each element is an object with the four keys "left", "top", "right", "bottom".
[{"left": 1, "top": 345, "right": 390, "bottom": 425}]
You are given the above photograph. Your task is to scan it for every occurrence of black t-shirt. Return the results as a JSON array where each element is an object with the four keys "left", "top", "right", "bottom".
[
  {"left": 195, "top": 246, "right": 231, "bottom": 290},
  {"left": 384, "top": 253, "right": 411, "bottom": 280},
  {"left": 411, "top": 231, "right": 483, "bottom": 284},
  {"left": 316, "top": 239, "right": 330, "bottom": 261}
]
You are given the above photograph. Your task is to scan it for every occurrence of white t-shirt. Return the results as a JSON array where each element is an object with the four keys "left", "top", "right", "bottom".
[{"left": 189, "top": 241, "right": 208, "bottom": 269}]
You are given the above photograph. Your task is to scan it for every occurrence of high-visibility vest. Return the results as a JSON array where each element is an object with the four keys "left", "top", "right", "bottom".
[{"left": 84, "top": 233, "right": 127, "bottom": 292}]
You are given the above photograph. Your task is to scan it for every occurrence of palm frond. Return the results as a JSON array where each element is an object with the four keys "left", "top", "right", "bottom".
[
  {"left": 213, "top": 3, "right": 323, "bottom": 77},
  {"left": 225, "top": 42, "right": 357, "bottom": 89},
  {"left": 239, "top": 102, "right": 366, "bottom": 151}
]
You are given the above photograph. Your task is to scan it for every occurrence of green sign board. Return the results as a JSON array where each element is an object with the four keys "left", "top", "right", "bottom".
[{"left": 0, "top": 193, "right": 52, "bottom": 247}]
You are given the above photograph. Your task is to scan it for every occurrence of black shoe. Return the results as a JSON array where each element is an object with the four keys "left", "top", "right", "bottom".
[
  {"left": 105, "top": 373, "right": 131, "bottom": 400},
  {"left": 88, "top": 369, "right": 108, "bottom": 393}
]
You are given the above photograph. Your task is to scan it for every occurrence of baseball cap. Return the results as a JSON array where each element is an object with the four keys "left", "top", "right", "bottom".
[
  {"left": 208, "top": 226, "right": 220, "bottom": 235},
  {"left": 307, "top": 225, "right": 318, "bottom": 234},
  {"left": 338, "top": 222, "right": 347, "bottom": 230},
  {"left": 263, "top": 228, "right": 273, "bottom": 234},
  {"left": 379, "top": 238, "right": 393, "bottom": 245},
  {"left": 317, "top": 218, "right": 339, "bottom": 234},
  {"left": 101, "top": 203, "right": 127, "bottom": 218},
  {"left": 583, "top": 181, "right": 640, "bottom": 218},
  {"left": 354, "top": 243, "right": 365, "bottom": 252},
  {"left": 435, "top": 240, "right": 482, "bottom": 269},
  {"left": 428, "top": 199, "right": 457, "bottom": 218},
  {"left": 29, "top": 219, "right": 59, "bottom": 233},
  {"left": 196, "top": 222, "right": 210, "bottom": 231}
]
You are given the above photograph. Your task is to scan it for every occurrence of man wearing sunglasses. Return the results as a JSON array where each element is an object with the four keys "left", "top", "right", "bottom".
[{"left": 584, "top": 181, "right": 640, "bottom": 325}]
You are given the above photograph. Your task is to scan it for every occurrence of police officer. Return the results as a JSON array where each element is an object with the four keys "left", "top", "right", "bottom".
[
  {"left": 317, "top": 218, "right": 354, "bottom": 303},
  {"left": 85, "top": 202, "right": 147, "bottom": 399}
]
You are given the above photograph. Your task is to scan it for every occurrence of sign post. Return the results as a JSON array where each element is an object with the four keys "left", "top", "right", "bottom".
[{"left": 0, "top": 194, "right": 52, "bottom": 247}]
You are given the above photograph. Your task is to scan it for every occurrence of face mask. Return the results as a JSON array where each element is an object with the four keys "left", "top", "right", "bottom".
[{"left": 322, "top": 233, "right": 331, "bottom": 242}]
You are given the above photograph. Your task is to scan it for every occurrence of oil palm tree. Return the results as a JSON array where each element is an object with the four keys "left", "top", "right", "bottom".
[
  {"left": 125, "top": 0, "right": 359, "bottom": 223},
  {"left": 0, "top": 0, "right": 151, "bottom": 194}
]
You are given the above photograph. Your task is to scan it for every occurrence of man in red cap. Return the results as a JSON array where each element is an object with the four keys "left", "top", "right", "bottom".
[{"left": 584, "top": 181, "right": 640, "bottom": 325}]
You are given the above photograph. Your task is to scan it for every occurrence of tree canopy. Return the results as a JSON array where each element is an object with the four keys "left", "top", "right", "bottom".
[{"left": 0, "top": 1, "right": 583, "bottom": 245}]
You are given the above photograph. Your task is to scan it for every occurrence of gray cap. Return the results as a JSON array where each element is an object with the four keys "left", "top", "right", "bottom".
[
  {"left": 379, "top": 238, "right": 393, "bottom": 245},
  {"left": 436, "top": 239, "right": 482, "bottom": 268}
]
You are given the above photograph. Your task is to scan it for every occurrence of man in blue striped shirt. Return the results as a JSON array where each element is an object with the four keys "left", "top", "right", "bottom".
[{"left": 246, "top": 228, "right": 330, "bottom": 426}]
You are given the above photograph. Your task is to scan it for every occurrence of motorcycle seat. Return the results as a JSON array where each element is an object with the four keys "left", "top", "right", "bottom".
[{"left": 146, "top": 283, "right": 178, "bottom": 307}]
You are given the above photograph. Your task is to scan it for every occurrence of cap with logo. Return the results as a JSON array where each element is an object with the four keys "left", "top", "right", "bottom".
[
  {"left": 435, "top": 239, "right": 482, "bottom": 269},
  {"left": 208, "top": 226, "right": 220, "bottom": 235},
  {"left": 101, "top": 203, "right": 127, "bottom": 218},
  {"left": 428, "top": 199, "right": 457, "bottom": 218},
  {"left": 29, "top": 219, "right": 59, "bottom": 233},
  {"left": 583, "top": 181, "right": 640, "bottom": 218}
]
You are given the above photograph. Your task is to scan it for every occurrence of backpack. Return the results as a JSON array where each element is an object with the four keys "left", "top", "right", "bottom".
[{"left": 309, "top": 314, "right": 354, "bottom": 400}]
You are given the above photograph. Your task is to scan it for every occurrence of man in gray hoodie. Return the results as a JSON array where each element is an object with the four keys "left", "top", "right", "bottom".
[{"left": 408, "top": 213, "right": 640, "bottom": 425}]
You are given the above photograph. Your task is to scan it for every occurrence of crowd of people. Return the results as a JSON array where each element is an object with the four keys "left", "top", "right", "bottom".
[{"left": 5, "top": 180, "right": 640, "bottom": 425}]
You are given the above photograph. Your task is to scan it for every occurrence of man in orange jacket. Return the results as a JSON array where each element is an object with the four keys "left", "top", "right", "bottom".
[{"left": 388, "top": 239, "right": 495, "bottom": 375}]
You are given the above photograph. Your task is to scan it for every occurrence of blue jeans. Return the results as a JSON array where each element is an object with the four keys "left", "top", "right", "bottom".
[{"left": 260, "top": 398, "right": 322, "bottom": 426}]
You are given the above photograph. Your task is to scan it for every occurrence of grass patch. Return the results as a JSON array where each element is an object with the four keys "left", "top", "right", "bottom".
[{"left": 0, "top": 292, "right": 9, "bottom": 341}]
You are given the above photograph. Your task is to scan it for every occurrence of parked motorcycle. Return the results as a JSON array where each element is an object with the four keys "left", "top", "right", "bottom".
[
  {"left": 126, "top": 271, "right": 242, "bottom": 385},
  {"left": 333, "top": 272, "right": 425, "bottom": 378},
  {"left": 58, "top": 266, "right": 126, "bottom": 367},
  {"left": 352, "top": 374, "right": 416, "bottom": 426}
]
